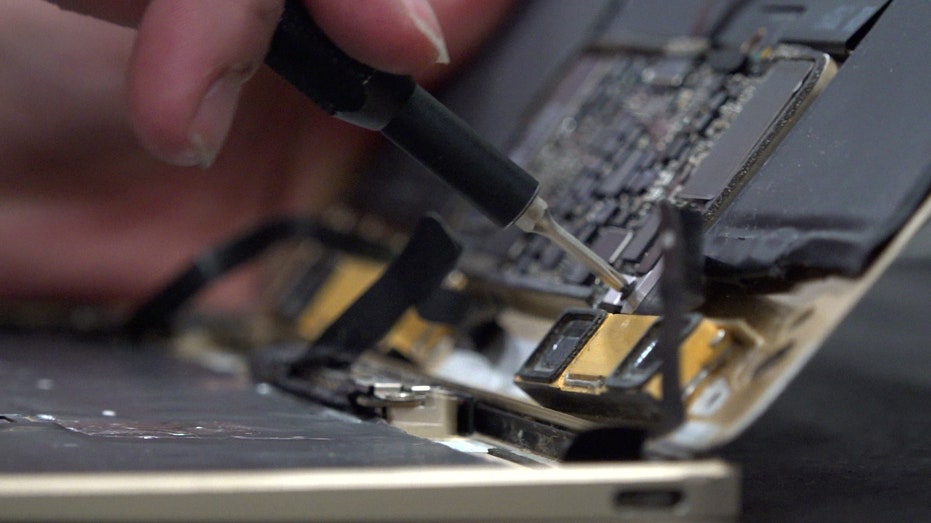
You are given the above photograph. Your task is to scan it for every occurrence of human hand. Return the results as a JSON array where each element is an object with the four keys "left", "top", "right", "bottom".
[{"left": 0, "top": 0, "right": 513, "bottom": 306}]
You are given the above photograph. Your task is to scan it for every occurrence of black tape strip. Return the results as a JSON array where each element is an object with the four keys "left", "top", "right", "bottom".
[
  {"left": 415, "top": 288, "right": 474, "bottom": 325},
  {"left": 288, "top": 215, "right": 462, "bottom": 373}
]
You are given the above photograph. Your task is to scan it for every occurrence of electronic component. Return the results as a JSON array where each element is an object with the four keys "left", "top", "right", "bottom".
[
  {"left": 678, "top": 59, "right": 819, "bottom": 212},
  {"left": 517, "top": 309, "right": 608, "bottom": 384},
  {"left": 515, "top": 309, "right": 759, "bottom": 423},
  {"left": 455, "top": 44, "right": 834, "bottom": 312}
]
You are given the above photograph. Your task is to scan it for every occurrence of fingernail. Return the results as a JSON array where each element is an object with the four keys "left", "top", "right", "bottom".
[
  {"left": 183, "top": 65, "right": 253, "bottom": 168},
  {"left": 402, "top": 0, "right": 450, "bottom": 64},
  {"left": 187, "top": 133, "right": 218, "bottom": 169}
]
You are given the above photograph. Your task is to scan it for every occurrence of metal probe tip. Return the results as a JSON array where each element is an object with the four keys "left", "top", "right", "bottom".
[{"left": 516, "top": 197, "right": 632, "bottom": 293}]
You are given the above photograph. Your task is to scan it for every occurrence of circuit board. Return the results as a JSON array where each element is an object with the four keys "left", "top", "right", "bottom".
[{"left": 454, "top": 45, "right": 833, "bottom": 310}]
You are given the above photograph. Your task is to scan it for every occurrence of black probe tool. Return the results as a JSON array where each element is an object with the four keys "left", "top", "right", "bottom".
[{"left": 265, "top": 0, "right": 630, "bottom": 292}]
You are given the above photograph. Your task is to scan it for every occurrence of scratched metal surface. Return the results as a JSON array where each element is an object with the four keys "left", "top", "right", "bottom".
[{"left": 0, "top": 335, "right": 486, "bottom": 472}]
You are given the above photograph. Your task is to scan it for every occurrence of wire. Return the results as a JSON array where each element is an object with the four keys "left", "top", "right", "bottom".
[{"left": 123, "top": 217, "right": 394, "bottom": 339}]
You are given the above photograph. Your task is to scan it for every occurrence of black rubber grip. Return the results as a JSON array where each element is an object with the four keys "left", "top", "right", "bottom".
[{"left": 266, "top": 0, "right": 415, "bottom": 129}]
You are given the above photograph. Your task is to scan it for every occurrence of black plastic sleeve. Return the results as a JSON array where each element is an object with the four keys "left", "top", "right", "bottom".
[{"left": 382, "top": 87, "right": 540, "bottom": 227}]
